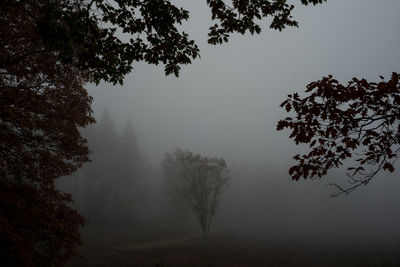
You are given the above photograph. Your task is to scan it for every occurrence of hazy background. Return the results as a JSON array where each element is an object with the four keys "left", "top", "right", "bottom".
[{"left": 62, "top": 0, "right": 400, "bottom": 250}]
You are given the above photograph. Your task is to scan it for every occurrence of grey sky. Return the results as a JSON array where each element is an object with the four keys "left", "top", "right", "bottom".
[{"left": 87, "top": 0, "right": 400, "bottom": 166}]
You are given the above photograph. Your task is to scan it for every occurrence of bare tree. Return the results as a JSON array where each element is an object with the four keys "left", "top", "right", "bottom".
[
  {"left": 162, "top": 151, "right": 193, "bottom": 231},
  {"left": 162, "top": 149, "right": 230, "bottom": 239}
]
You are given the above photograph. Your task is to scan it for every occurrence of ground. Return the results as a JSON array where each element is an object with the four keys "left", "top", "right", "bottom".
[{"left": 68, "top": 232, "right": 400, "bottom": 267}]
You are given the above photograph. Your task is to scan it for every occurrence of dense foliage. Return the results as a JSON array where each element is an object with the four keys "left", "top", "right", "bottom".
[
  {"left": 206, "top": 0, "right": 325, "bottom": 44},
  {"left": 1, "top": 1, "right": 95, "bottom": 186},
  {"left": 2, "top": 0, "right": 325, "bottom": 81},
  {"left": 0, "top": 181, "right": 84, "bottom": 266},
  {"left": 1, "top": 0, "right": 326, "bottom": 264},
  {"left": 1, "top": 1, "right": 93, "bottom": 264},
  {"left": 277, "top": 73, "right": 400, "bottom": 196}
]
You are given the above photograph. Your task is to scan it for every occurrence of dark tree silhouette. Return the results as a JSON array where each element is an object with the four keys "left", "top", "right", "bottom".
[
  {"left": 206, "top": 0, "right": 325, "bottom": 45},
  {"left": 0, "top": 181, "right": 84, "bottom": 266},
  {"left": 1, "top": 0, "right": 326, "bottom": 264},
  {"left": 277, "top": 73, "right": 400, "bottom": 196},
  {"left": 2, "top": 0, "right": 325, "bottom": 82},
  {"left": 1, "top": 1, "right": 93, "bottom": 263}
]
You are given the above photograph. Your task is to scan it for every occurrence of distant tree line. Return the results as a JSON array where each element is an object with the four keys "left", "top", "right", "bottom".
[
  {"left": 58, "top": 110, "right": 148, "bottom": 235},
  {"left": 58, "top": 112, "right": 232, "bottom": 241}
]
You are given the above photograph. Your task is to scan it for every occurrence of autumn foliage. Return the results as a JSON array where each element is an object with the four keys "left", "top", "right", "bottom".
[
  {"left": 0, "top": 180, "right": 84, "bottom": 266},
  {"left": 1, "top": 0, "right": 93, "bottom": 264},
  {"left": 1, "top": 0, "right": 328, "bottom": 265},
  {"left": 277, "top": 73, "right": 400, "bottom": 195}
]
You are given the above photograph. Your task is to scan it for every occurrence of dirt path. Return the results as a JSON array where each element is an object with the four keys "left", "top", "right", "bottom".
[
  {"left": 80, "top": 234, "right": 198, "bottom": 252},
  {"left": 115, "top": 235, "right": 197, "bottom": 250}
]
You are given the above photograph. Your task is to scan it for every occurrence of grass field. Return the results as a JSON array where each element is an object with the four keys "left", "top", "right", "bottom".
[{"left": 68, "top": 232, "right": 400, "bottom": 267}]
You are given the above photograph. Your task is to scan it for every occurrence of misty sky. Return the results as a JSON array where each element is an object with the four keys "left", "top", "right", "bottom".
[{"left": 87, "top": 0, "right": 400, "bottom": 167}]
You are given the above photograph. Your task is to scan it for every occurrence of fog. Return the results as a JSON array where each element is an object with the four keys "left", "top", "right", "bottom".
[{"left": 59, "top": 0, "right": 400, "bottom": 265}]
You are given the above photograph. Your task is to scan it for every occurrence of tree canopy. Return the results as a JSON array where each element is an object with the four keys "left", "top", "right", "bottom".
[
  {"left": 2, "top": 0, "right": 325, "bottom": 83},
  {"left": 277, "top": 72, "right": 400, "bottom": 196},
  {"left": 1, "top": 0, "right": 327, "bottom": 264},
  {"left": 0, "top": 180, "right": 84, "bottom": 266},
  {"left": 1, "top": 1, "right": 93, "bottom": 264}
]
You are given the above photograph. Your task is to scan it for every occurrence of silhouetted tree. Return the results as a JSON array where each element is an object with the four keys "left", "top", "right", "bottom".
[
  {"left": 2, "top": 0, "right": 326, "bottom": 264},
  {"left": 0, "top": 180, "right": 83, "bottom": 266},
  {"left": 1, "top": 1, "right": 94, "bottom": 263},
  {"left": 277, "top": 73, "right": 400, "bottom": 196},
  {"left": 162, "top": 149, "right": 230, "bottom": 239},
  {"left": 2, "top": 0, "right": 325, "bottom": 80}
]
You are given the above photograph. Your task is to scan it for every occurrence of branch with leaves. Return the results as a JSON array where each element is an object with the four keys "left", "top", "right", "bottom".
[
  {"left": 206, "top": 0, "right": 325, "bottom": 44},
  {"left": 277, "top": 72, "right": 400, "bottom": 196}
]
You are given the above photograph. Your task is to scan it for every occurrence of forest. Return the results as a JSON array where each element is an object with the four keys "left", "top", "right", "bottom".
[
  {"left": 2, "top": 0, "right": 400, "bottom": 266},
  {"left": 59, "top": 110, "right": 400, "bottom": 266}
]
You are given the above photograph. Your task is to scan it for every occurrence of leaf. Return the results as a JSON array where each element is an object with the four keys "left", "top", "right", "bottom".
[
  {"left": 285, "top": 102, "right": 292, "bottom": 112},
  {"left": 383, "top": 162, "right": 395, "bottom": 172}
]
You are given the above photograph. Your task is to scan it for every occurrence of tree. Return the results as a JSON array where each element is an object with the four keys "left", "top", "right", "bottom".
[
  {"left": 1, "top": 0, "right": 94, "bottom": 263},
  {"left": 1, "top": 0, "right": 326, "bottom": 264},
  {"left": 277, "top": 72, "right": 400, "bottom": 196},
  {"left": 70, "top": 112, "right": 148, "bottom": 235},
  {"left": 1, "top": 0, "right": 327, "bottom": 183},
  {"left": 162, "top": 150, "right": 194, "bottom": 231},
  {"left": 0, "top": 6, "right": 94, "bottom": 184},
  {"left": 162, "top": 149, "right": 230, "bottom": 239},
  {"left": 0, "top": 180, "right": 84, "bottom": 266},
  {"left": 2, "top": 0, "right": 325, "bottom": 82}
]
